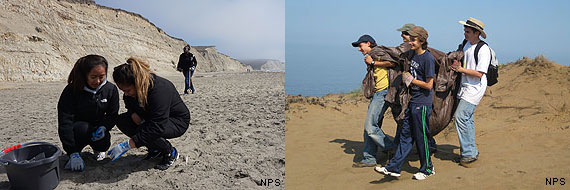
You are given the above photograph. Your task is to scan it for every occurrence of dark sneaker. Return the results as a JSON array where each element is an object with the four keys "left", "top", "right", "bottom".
[
  {"left": 352, "top": 162, "right": 376, "bottom": 168},
  {"left": 459, "top": 154, "right": 478, "bottom": 167},
  {"left": 460, "top": 156, "right": 477, "bottom": 164},
  {"left": 155, "top": 147, "right": 179, "bottom": 170},
  {"left": 143, "top": 149, "right": 162, "bottom": 160},
  {"left": 429, "top": 146, "right": 438, "bottom": 154}
]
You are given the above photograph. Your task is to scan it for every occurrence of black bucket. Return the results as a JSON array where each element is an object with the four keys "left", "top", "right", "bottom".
[{"left": 0, "top": 142, "right": 62, "bottom": 190}]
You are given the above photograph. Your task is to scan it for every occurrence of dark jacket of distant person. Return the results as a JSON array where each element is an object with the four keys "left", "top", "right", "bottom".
[{"left": 177, "top": 52, "right": 197, "bottom": 72}]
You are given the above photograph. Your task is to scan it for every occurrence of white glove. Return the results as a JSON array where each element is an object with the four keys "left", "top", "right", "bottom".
[
  {"left": 403, "top": 72, "right": 414, "bottom": 87},
  {"left": 64, "top": 152, "right": 85, "bottom": 171},
  {"left": 108, "top": 140, "right": 131, "bottom": 162},
  {"left": 91, "top": 126, "right": 106, "bottom": 141}
]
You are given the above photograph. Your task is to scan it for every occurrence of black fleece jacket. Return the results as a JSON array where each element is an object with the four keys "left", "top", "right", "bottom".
[
  {"left": 177, "top": 52, "right": 197, "bottom": 72},
  {"left": 57, "top": 81, "right": 119, "bottom": 151},
  {"left": 124, "top": 74, "right": 190, "bottom": 147}
]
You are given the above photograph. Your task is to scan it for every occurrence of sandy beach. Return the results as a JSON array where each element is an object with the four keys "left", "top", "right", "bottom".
[
  {"left": 285, "top": 56, "right": 570, "bottom": 189},
  {"left": 0, "top": 71, "right": 285, "bottom": 189}
]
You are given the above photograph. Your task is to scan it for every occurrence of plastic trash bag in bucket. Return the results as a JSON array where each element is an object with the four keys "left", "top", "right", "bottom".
[{"left": 0, "top": 142, "right": 62, "bottom": 190}]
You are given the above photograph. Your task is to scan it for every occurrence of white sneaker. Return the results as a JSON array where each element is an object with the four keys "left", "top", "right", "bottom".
[
  {"left": 413, "top": 171, "right": 435, "bottom": 180},
  {"left": 374, "top": 166, "right": 401, "bottom": 177},
  {"left": 94, "top": 151, "right": 106, "bottom": 161}
]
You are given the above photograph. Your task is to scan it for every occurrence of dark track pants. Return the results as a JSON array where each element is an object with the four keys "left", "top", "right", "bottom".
[
  {"left": 183, "top": 70, "right": 195, "bottom": 94},
  {"left": 386, "top": 104, "right": 434, "bottom": 175}
]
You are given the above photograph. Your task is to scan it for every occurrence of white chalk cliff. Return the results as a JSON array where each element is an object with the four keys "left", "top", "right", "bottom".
[
  {"left": 0, "top": 0, "right": 252, "bottom": 81},
  {"left": 240, "top": 59, "right": 285, "bottom": 72}
]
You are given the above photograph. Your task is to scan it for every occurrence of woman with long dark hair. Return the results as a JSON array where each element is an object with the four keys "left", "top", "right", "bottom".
[
  {"left": 108, "top": 57, "right": 190, "bottom": 170},
  {"left": 58, "top": 54, "right": 119, "bottom": 172}
]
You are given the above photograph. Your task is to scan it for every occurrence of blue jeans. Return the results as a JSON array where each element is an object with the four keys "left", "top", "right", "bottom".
[
  {"left": 183, "top": 70, "right": 195, "bottom": 94},
  {"left": 386, "top": 104, "right": 433, "bottom": 174},
  {"left": 454, "top": 99, "right": 478, "bottom": 158},
  {"left": 361, "top": 89, "right": 394, "bottom": 164}
]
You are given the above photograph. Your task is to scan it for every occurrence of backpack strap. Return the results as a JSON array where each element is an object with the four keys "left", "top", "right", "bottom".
[
  {"left": 459, "top": 39, "right": 487, "bottom": 66},
  {"left": 459, "top": 39, "right": 468, "bottom": 51},
  {"left": 473, "top": 40, "right": 487, "bottom": 66}
]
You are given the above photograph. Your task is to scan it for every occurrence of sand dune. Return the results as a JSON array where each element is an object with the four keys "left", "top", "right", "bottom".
[{"left": 286, "top": 56, "right": 570, "bottom": 189}]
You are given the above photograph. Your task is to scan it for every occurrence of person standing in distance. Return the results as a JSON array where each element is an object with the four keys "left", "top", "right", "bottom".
[{"left": 177, "top": 45, "right": 198, "bottom": 94}]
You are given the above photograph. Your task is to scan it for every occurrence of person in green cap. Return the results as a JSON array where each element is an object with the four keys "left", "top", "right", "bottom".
[{"left": 397, "top": 23, "right": 415, "bottom": 44}]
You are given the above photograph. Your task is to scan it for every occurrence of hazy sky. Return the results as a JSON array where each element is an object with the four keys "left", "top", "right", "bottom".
[
  {"left": 95, "top": 0, "right": 285, "bottom": 61},
  {"left": 286, "top": 0, "right": 570, "bottom": 96}
]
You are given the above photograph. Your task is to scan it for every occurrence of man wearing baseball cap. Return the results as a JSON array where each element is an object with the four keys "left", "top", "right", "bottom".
[
  {"left": 397, "top": 23, "right": 415, "bottom": 44},
  {"left": 375, "top": 26, "right": 436, "bottom": 180},
  {"left": 351, "top": 34, "right": 397, "bottom": 168},
  {"left": 450, "top": 17, "right": 491, "bottom": 167},
  {"left": 362, "top": 23, "right": 417, "bottom": 153}
]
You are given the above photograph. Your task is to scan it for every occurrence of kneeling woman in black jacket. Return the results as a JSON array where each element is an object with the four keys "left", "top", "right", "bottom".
[
  {"left": 58, "top": 55, "right": 119, "bottom": 172},
  {"left": 108, "top": 57, "right": 190, "bottom": 170}
]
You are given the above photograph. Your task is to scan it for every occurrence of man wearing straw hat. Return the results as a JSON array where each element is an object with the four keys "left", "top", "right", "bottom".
[{"left": 450, "top": 17, "right": 491, "bottom": 166}]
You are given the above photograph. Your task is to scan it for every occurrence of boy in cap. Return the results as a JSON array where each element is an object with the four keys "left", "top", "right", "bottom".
[
  {"left": 351, "top": 34, "right": 397, "bottom": 167},
  {"left": 450, "top": 17, "right": 491, "bottom": 166},
  {"left": 375, "top": 26, "right": 436, "bottom": 180},
  {"left": 361, "top": 23, "right": 414, "bottom": 150},
  {"left": 395, "top": 24, "right": 439, "bottom": 152}
]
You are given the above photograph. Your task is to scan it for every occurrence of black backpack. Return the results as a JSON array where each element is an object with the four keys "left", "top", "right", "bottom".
[{"left": 460, "top": 39, "right": 498, "bottom": 86}]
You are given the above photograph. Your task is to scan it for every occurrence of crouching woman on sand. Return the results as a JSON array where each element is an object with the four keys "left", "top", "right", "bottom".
[
  {"left": 58, "top": 54, "right": 120, "bottom": 172},
  {"left": 108, "top": 57, "right": 190, "bottom": 170}
]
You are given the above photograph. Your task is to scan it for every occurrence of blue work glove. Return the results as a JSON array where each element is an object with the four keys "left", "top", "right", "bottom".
[
  {"left": 108, "top": 140, "right": 131, "bottom": 162},
  {"left": 91, "top": 126, "right": 106, "bottom": 141},
  {"left": 64, "top": 152, "right": 85, "bottom": 171}
]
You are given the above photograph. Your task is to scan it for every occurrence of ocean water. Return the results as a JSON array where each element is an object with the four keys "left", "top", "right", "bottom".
[
  {"left": 285, "top": 43, "right": 368, "bottom": 97},
  {"left": 286, "top": 72, "right": 362, "bottom": 97}
]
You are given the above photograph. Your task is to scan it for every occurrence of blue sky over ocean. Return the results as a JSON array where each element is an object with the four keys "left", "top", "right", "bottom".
[{"left": 286, "top": 0, "right": 570, "bottom": 96}]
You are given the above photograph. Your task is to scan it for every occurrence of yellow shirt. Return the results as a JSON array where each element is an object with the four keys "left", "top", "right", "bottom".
[{"left": 373, "top": 66, "right": 389, "bottom": 92}]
